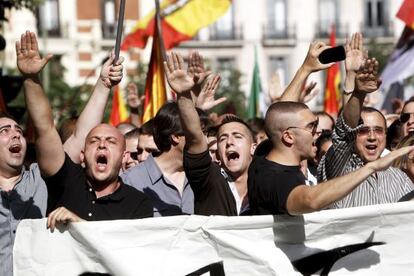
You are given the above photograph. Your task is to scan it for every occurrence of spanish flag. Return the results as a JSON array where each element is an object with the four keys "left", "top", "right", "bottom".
[
  {"left": 324, "top": 25, "right": 341, "bottom": 116},
  {"left": 109, "top": 86, "right": 129, "bottom": 126},
  {"left": 142, "top": 1, "right": 167, "bottom": 124},
  {"left": 121, "top": 0, "right": 231, "bottom": 50}
]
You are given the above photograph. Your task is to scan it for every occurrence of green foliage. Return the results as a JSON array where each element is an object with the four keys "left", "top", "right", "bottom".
[
  {"left": 366, "top": 38, "right": 394, "bottom": 74},
  {"left": 211, "top": 67, "right": 246, "bottom": 119}
]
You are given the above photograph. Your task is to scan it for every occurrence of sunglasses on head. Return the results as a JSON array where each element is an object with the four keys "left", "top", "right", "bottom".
[
  {"left": 400, "top": 113, "right": 414, "bottom": 123},
  {"left": 357, "top": 126, "right": 385, "bottom": 136}
]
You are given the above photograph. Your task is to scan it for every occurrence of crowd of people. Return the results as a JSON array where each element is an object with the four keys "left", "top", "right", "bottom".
[{"left": 1, "top": 30, "right": 414, "bottom": 275}]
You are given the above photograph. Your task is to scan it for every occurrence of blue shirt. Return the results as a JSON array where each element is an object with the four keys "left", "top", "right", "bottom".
[{"left": 121, "top": 155, "right": 194, "bottom": 216}]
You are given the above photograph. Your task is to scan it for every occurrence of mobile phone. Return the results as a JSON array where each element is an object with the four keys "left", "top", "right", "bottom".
[{"left": 318, "top": 46, "right": 346, "bottom": 64}]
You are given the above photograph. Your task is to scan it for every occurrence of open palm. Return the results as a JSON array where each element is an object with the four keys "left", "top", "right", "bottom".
[
  {"left": 345, "top": 32, "right": 365, "bottom": 72},
  {"left": 345, "top": 49, "right": 364, "bottom": 72},
  {"left": 164, "top": 52, "right": 195, "bottom": 93},
  {"left": 16, "top": 31, "right": 52, "bottom": 76}
]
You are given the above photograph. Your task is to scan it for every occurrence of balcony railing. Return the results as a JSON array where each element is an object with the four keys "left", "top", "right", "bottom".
[
  {"left": 208, "top": 23, "right": 243, "bottom": 41},
  {"left": 262, "top": 21, "right": 296, "bottom": 40}
]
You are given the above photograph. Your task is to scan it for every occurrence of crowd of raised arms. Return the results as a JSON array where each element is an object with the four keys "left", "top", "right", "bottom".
[{"left": 2, "top": 30, "right": 414, "bottom": 275}]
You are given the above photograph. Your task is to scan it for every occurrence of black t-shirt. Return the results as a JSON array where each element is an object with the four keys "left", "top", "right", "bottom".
[
  {"left": 248, "top": 156, "right": 305, "bottom": 215},
  {"left": 183, "top": 149, "right": 238, "bottom": 216},
  {"left": 45, "top": 154, "right": 153, "bottom": 220}
]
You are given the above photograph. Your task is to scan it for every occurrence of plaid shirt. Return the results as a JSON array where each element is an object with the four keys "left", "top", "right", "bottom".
[{"left": 317, "top": 114, "right": 414, "bottom": 209}]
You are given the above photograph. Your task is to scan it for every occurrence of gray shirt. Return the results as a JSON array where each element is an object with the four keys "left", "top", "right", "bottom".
[
  {"left": 318, "top": 114, "right": 414, "bottom": 209},
  {"left": 0, "top": 163, "right": 47, "bottom": 276},
  {"left": 121, "top": 155, "right": 194, "bottom": 216}
]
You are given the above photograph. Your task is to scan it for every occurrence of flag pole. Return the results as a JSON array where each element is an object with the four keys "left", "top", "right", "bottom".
[
  {"left": 114, "top": 0, "right": 126, "bottom": 64},
  {"left": 155, "top": 0, "right": 167, "bottom": 61}
]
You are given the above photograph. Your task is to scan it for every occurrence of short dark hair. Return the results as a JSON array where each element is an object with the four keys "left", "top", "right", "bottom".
[
  {"left": 153, "top": 102, "right": 184, "bottom": 152},
  {"left": 140, "top": 119, "right": 154, "bottom": 136},
  {"left": 361, "top": 106, "right": 386, "bottom": 127},
  {"left": 124, "top": 127, "right": 140, "bottom": 140},
  {"left": 0, "top": 111, "right": 17, "bottom": 122},
  {"left": 58, "top": 116, "right": 78, "bottom": 143},
  {"left": 218, "top": 114, "right": 254, "bottom": 140}
]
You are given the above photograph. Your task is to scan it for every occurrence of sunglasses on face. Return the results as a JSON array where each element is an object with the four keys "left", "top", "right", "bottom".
[
  {"left": 400, "top": 113, "right": 414, "bottom": 123},
  {"left": 357, "top": 126, "right": 385, "bottom": 136},
  {"left": 286, "top": 119, "right": 319, "bottom": 136}
]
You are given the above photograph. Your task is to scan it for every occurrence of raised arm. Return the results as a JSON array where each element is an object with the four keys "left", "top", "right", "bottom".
[
  {"left": 164, "top": 52, "right": 207, "bottom": 154},
  {"left": 343, "top": 57, "right": 380, "bottom": 128},
  {"left": 280, "top": 41, "right": 333, "bottom": 102},
  {"left": 63, "top": 51, "right": 124, "bottom": 163},
  {"left": 287, "top": 145, "right": 414, "bottom": 215},
  {"left": 342, "top": 32, "right": 372, "bottom": 128},
  {"left": 16, "top": 31, "right": 62, "bottom": 177}
]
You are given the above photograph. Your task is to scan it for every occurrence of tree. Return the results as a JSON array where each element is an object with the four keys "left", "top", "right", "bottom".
[{"left": 211, "top": 67, "right": 247, "bottom": 118}]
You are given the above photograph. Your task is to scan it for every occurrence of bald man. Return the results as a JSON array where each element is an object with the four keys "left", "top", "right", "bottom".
[
  {"left": 248, "top": 101, "right": 414, "bottom": 215},
  {"left": 19, "top": 34, "right": 153, "bottom": 230}
]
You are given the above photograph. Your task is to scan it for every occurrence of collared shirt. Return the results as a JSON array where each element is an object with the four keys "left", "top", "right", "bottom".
[
  {"left": 45, "top": 154, "right": 153, "bottom": 220},
  {"left": 0, "top": 164, "right": 47, "bottom": 276},
  {"left": 318, "top": 114, "right": 414, "bottom": 209},
  {"left": 121, "top": 154, "right": 194, "bottom": 217}
]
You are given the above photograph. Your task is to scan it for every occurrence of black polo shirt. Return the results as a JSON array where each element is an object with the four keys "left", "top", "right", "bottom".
[
  {"left": 248, "top": 156, "right": 305, "bottom": 215},
  {"left": 45, "top": 154, "right": 153, "bottom": 220}
]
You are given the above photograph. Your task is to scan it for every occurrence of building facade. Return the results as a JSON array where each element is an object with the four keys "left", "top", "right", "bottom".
[{"left": 1, "top": 0, "right": 405, "bottom": 111}]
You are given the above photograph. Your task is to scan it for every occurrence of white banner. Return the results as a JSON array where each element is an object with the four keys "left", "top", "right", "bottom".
[{"left": 14, "top": 202, "right": 414, "bottom": 276}]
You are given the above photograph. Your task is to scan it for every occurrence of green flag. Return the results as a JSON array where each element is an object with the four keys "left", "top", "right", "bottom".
[{"left": 247, "top": 47, "right": 262, "bottom": 119}]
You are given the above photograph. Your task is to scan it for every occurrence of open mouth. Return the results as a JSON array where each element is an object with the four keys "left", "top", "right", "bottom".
[
  {"left": 365, "top": 144, "right": 378, "bottom": 153},
  {"left": 9, "top": 144, "right": 22, "bottom": 154},
  {"left": 96, "top": 153, "right": 108, "bottom": 171},
  {"left": 226, "top": 151, "right": 240, "bottom": 161}
]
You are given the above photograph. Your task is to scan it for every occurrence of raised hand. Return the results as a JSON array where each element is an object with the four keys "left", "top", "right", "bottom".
[
  {"left": 368, "top": 145, "right": 414, "bottom": 172},
  {"left": 302, "top": 41, "right": 334, "bottom": 73},
  {"left": 355, "top": 58, "right": 381, "bottom": 94},
  {"left": 268, "top": 72, "right": 283, "bottom": 103},
  {"left": 345, "top": 32, "right": 366, "bottom": 73},
  {"left": 188, "top": 51, "right": 211, "bottom": 93},
  {"left": 164, "top": 52, "right": 196, "bottom": 93},
  {"left": 100, "top": 50, "right": 124, "bottom": 89},
  {"left": 126, "top": 82, "right": 143, "bottom": 109},
  {"left": 299, "top": 81, "right": 320, "bottom": 103},
  {"left": 15, "top": 30, "right": 53, "bottom": 77},
  {"left": 47, "top": 206, "right": 85, "bottom": 232},
  {"left": 196, "top": 74, "right": 226, "bottom": 111}
]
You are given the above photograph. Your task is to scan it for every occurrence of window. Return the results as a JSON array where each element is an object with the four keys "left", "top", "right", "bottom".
[
  {"left": 364, "top": 0, "right": 390, "bottom": 37},
  {"left": 102, "top": 0, "right": 117, "bottom": 39},
  {"left": 318, "top": 0, "right": 337, "bottom": 37},
  {"left": 210, "top": 6, "right": 234, "bottom": 40},
  {"left": 266, "top": 0, "right": 287, "bottom": 37},
  {"left": 37, "top": 0, "right": 60, "bottom": 37}
]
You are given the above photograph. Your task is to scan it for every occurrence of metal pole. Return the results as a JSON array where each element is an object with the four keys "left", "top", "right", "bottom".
[{"left": 114, "top": 0, "right": 126, "bottom": 64}]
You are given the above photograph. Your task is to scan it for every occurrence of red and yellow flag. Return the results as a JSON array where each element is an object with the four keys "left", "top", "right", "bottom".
[
  {"left": 324, "top": 25, "right": 341, "bottom": 116},
  {"left": 109, "top": 86, "right": 129, "bottom": 126},
  {"left": 397, "top": 0, "right": 414, "bottom": 29},
  {"left": 142, "top": 7, "right": 167, "bottom": 124},
  {"left": 121, "top": 0, "right": 231, "bottom": 50}
]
